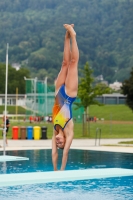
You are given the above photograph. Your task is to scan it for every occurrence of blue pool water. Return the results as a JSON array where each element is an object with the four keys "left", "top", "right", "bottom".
[{"left": 0, "top": 149, "right": 133, "bottom": 200}]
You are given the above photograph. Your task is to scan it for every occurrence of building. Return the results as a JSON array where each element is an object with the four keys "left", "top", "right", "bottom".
[
  {"left": 96, "top": 93, "right": 126, "bottom": 104},
  {"left": 12, "top": 63, "right": 21, "bottom": 71},
  {"left": 0, "top": 94, "right": 26, "bottom": 106},
  {"left": 109, "top": 81, "right": 122, "bottom": 91}
]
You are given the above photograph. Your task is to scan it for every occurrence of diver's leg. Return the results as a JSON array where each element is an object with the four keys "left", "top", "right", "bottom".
[
  {"left": 64, "top": 24, "right": 79, "bottom": 97},
  {"left": 55, "top": 26, "right": 74, "bottom": 94}
]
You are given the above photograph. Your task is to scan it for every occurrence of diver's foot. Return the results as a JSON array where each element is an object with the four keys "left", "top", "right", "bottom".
[
  {"left": 64, "top": 24, "right": 76, "bottom": 37},
  {"left": 65, "top": 24, "right": 74, "bottom": 38}
]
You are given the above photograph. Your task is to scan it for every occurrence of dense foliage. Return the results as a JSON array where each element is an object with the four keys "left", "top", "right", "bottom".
[
  {"left": 0, "top": 0, "right": 133, "bottom": 83},
  {"left": 121, "top": 68, "right": 133, "bottom": 112},
  {"left": 0, "top": 63, "right": 30, "bottom": 94}
]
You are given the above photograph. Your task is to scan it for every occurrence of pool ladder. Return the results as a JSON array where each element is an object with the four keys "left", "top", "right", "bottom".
[{"left": 95, "top": 127, "right": 101, "bottom": 146}]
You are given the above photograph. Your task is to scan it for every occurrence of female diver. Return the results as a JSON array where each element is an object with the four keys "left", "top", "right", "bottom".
[{"left": 52, "top": 24, "right": 79, "bottom": 170}]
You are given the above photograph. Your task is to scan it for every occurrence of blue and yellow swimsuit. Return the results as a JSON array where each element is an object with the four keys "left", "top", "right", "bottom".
[{"left": 52, "top": 85, "right": 76, "bottom": 131}]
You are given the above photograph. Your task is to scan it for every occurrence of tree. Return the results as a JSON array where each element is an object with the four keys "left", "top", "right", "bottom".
[
  {"left": 0, "top": 63, "right": 30, "bottom": 94},
  {"left": 75, "top": 62, "right": 111, "bottom": 136},
  {"left": 121, "top": 67, "right": 133, "bottom": 111},
  {"left": 0, "top": 0, "right": 133, "bottom": 83}
]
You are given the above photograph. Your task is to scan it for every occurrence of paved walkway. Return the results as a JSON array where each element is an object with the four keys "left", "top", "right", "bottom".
[{"left": 0, "top": 138, "right": 133, "bottom": 153}]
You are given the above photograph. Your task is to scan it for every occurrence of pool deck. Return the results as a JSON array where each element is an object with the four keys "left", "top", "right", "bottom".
[{"left": 0, "top": 138, "right": 133, "bottom": 153}]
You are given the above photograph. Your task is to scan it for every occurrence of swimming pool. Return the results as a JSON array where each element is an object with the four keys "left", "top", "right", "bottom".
[{"left": 0, "top": 149, "right": 133, "bottom": 200}]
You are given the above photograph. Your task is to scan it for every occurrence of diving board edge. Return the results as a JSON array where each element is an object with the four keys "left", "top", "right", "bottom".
[
  {"left": 0, "top": 168, "right": 133, "bottom": 187},
  {"left": 0, "top": 155, "right": 29, "bottom": 162}
]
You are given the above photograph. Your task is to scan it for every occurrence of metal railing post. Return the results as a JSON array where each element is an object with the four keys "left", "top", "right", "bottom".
[{"left": 95, "top": 127, "right": 102, "bottom": 146}]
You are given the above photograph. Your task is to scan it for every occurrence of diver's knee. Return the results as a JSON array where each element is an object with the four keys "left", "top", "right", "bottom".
[{"left": 62, "top": 60, "right": 69, "bottom": 67}]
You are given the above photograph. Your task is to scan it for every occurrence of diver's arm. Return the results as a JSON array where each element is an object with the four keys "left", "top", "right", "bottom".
[
  {"left": 52, "top": 132, "right": 58, "bottom": 171},
  {"left": 60, "top": 134, "right": 73, "bottom": 170},
  {"left": 60, "top": 151, "right": 68, "bottom": 171}
]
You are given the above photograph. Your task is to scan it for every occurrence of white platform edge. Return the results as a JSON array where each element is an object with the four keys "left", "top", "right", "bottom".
[
  {"left": 0, "top": 155, "right": 29, "bottom": 162},
  {"left": 0, "top": 168, "right": 133, "bottom": 187}
]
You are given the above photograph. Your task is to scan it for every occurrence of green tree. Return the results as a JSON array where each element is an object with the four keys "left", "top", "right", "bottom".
[
  {"left": 0, "top": 0, "right": 133, "bottom": 83},
  {"left": 121, "top": 67, "right": 133, "bottom": 111},
  {"left": 0, "top": 63, "right": 30, "bottom": 94},
  {"left": 75, "top": 62, "right": 111, "bottom": 135}
]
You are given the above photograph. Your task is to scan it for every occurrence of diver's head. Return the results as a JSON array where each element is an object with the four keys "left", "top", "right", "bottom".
[{"left": 55, "top": 125, "right": 66, "bottom": 149}]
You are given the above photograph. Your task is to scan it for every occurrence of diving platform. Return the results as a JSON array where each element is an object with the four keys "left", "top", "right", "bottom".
[{"left": 0, "top": 168, "right": 133, "bottom": 187}]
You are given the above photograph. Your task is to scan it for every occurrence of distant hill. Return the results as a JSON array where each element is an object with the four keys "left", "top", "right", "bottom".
[{"left": 0, "top": 0, "right": 133, "bottom": 83}]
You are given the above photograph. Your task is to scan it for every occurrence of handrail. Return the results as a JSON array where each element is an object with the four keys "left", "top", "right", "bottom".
[{"left": 95, "top": 127, "right": 101, "bottom": 146}]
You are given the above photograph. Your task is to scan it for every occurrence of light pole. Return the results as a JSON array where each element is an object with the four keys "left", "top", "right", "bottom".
[{"left": 3, "top": 43, "right": 9, "bottom": 155}]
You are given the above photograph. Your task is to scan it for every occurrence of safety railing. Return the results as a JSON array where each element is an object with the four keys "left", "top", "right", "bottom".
[
  {"left": 0, "top": 127, "right": 6, "bottom": 155},
  {"left": 95, "top": 127, "right": 101, "bottom": 146}
]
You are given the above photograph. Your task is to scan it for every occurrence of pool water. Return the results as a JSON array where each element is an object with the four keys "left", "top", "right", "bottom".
[{"left": 0, "top": 149, "right": 133, "bottom": 200}]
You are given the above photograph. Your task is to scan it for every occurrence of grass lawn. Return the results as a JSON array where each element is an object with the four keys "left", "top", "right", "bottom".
[
  {"left": 119, "top": 141, "right": 133, "bottom": 144},
  {"left": 89, "top": 105, "right": 133, "bottom": 121},
  {"left": 0, "top": 106, "right": 26, "bottom": 114},
  {"left": 74, "top": 121, "right": 133, "bottom": 138}
]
